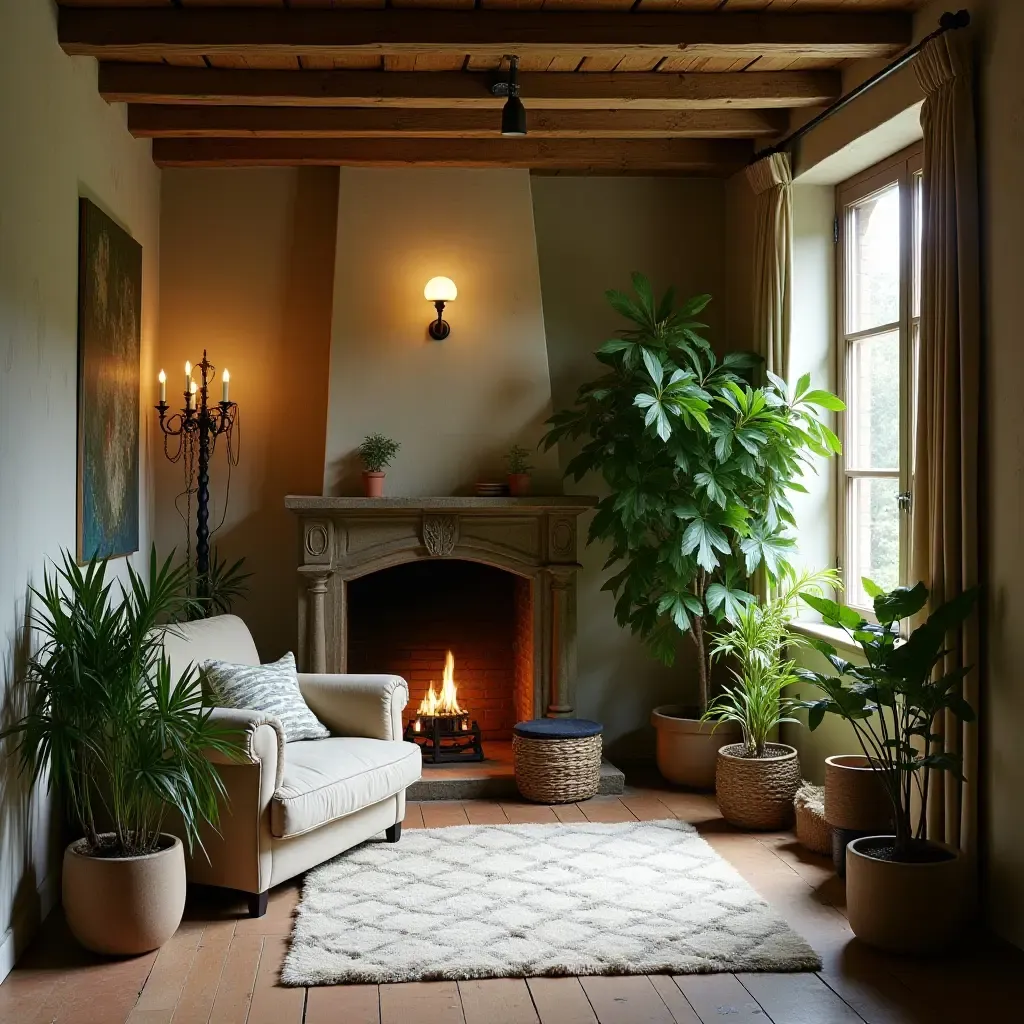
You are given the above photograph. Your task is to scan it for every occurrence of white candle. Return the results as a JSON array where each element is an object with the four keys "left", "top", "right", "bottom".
[
  {"left": 188, "top": 380, "right": 197, "bottom": 409},
  {"left": 158, "top": 369, "right": 166, "bottom": 403},
  {"left": 184, "top": 360, "right": 191, "bottom": 393},
  {"left": 222, "top": 368, "right": 230, "bottom": 404}
]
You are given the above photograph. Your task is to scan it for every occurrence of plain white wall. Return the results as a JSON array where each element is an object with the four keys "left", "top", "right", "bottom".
[{"left": 0, "top": 0, "right": 161, "bottom": 981}]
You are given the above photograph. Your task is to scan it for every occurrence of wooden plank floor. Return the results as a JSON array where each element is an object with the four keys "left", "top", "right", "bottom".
[{"left": 3, "top": 782, "right": 1023, "bottom": 1023}]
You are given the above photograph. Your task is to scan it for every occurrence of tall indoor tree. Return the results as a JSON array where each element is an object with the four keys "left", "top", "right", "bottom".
[{"left": 542, "top": 273, "right": 843, "bottom": 713}]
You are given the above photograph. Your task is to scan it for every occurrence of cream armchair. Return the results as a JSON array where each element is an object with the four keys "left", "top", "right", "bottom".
[{"left": 160, "top": 615, "right": 421, "bottom": 917}]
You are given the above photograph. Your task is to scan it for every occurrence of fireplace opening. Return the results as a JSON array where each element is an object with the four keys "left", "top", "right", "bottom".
[{"left": 346, "top": 560, "right": 535, "bottom": 761}]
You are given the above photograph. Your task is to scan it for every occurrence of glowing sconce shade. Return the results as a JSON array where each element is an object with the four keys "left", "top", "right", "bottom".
[{"left": 424, "top": 277, "right": 457, "bottom": 340}]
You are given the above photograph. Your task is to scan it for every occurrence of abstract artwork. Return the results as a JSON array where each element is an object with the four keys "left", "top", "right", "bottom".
[{"left": 77, "top": 198, "right": 141, "bottom": 562}]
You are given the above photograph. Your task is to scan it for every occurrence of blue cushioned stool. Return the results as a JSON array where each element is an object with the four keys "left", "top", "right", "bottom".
[{"left": 512, "top": 718, "right": 603, "bottom": 804}]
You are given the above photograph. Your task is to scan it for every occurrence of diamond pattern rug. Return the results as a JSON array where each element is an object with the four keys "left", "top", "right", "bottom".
[{"left": 282, "top": 818, "right": 821, "bottom": 986}]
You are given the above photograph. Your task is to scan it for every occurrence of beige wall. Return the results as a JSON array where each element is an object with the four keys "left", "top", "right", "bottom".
[
  {"left": 0, "top": 0, "right": 162, "bottom": 979},
  {"left": 155, "top": 168, "right": 338, "bottom": 663},
  {"left": 323, "top": 167, "right": 561, "bottom": 498},
  {"left": 531, "top": 176, "right": 730, "bottom": 755}
]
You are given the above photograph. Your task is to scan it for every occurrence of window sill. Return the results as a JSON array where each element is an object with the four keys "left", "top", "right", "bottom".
[{"left": 788, "top": 619, "right": 862, "bottom": 657}]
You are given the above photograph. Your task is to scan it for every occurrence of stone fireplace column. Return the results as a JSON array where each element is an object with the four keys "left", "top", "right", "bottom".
[
  {"left": 546, "top": 565, "right": 578, "bottom": 718},
  {"left": 300, "top": 568, "right": 332, "bottom": 674}
]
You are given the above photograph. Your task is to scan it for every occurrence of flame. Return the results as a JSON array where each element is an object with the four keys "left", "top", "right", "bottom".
[{"left": 417, "top": 650, "right": 463, "bottom": 716}]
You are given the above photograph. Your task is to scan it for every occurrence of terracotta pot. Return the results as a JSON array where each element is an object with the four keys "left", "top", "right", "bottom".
[
  {"left": 824, "top": 754, "right": 892, "bottom": 830},
  {"left": 845, "top": 836, "right": 967, "bottom": 953},
  {"left": 362, "top": 471, "right": 385, "bottom": 497},
  {"left": 62, "top": 834, "right": 186, "bottom": 955},
  {"left": 715, "top": 743, "right": 802, "bottom": 830},
  {"left": 651, "top": 706, "right": 741, "bottom": 790},
  {"left": 507, "top": 473, "right": 531, "bottom": 496}
]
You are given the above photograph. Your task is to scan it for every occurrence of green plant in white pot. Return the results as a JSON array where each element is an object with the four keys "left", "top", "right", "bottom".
[
  {"left": 541, "top": 272, "right": 843, "bottom": 788},
  {"left": 1, "top": 550, "right": 239, "bottom": 955},
  {"left": 704, "top": 568, "right": 838, "bottom": 829},
  {"left": 797, "top": 580, "right": 979, "bottom": 953}
]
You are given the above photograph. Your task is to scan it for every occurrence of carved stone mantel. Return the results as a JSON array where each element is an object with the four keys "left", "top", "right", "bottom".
[{"left": 286, "top": 495, "right": 595, "bottom": 720}]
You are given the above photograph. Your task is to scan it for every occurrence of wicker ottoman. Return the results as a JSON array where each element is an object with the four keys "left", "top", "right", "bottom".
[{"left": 512, "top": 719, "right": 603, "bottom": 804}]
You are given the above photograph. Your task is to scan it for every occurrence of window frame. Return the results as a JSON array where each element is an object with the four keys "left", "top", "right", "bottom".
[{"left": 835, "top": 143, "right": 923, "bottom": 617}]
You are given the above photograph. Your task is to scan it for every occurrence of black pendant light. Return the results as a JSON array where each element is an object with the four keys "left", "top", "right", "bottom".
[{"left": 500, "top": 55, "right": 527, "bottom": 137}]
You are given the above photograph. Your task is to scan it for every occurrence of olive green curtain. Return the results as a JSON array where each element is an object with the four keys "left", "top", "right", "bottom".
[
  {"left": 745, "top": 151, "right": 793, "bottom": 379},
  {"left": 912, "top": 30, "right": 981, "bottom": 856}
]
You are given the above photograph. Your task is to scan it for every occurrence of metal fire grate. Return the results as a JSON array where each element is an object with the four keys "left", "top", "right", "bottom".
[{"left": 404, "top": 712, "right": 484, "bottom": 764}]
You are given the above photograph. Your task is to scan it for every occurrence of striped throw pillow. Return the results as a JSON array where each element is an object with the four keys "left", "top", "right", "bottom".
[{"left": 203, "top": 652, "right": 329, "bottom": 743}]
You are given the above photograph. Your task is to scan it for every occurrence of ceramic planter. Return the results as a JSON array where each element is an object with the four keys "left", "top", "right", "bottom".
[
  {"left": 715, "top": 743, "right": 802, "bottom": 830},
  {"left": 62, "top": 834, "right": 186, "bottom": 955},
  {"left": 507, "top": 473, "right": 531, "bottom": 496},
  {"left": 845, "top": 835, "right": 967, "bottom": 953},
  {"left": 824, "top": 754, "right": 892, "bottom": 876},
  {"left": 651, "top": 705, "right": 741, "bottom": 790},
  {"left": 362, "top": 471, "right": 386, "bottom": 497}
]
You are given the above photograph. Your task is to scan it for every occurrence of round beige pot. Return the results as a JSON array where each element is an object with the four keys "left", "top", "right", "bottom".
[
  {"left": 62, "top": 834, "right": 186, "bottom": 956},
  {"left": 362, "top": 471, "right": 386, "bottom": 498},
  {"left": 845, "top": 836, "right": 967, "bottom": 954},
  {"left": 824, "top": 754, "right": 891, "bottom": 831},
  {"left": 715, "top": 743, "right": 802, "bottom": 830},
  {"left": 651, "top": 706, "right": 741, "bottom": 790}
]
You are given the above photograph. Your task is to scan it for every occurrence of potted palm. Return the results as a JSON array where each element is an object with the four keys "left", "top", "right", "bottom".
[
  {"left": 505, "top": 444, "right": 534, "bottom": 496},
  {"left": 798, "top": 580, "right": 979, "bottom": 953},
  {"left": 542, "top": 273, "right": 843, "bottom": 788},
  {"left": 1, "top": 550, "right": 238, "bottom": 955},
  {"left": 704, "top": 568, "right": 838, "bottom": 829},
  {"left": 358, "top": 433, "right": 401, "bottom": 497}
]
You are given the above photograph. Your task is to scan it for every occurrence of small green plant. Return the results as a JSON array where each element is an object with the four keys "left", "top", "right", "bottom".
[
  {"left": 358, "top": 433, "right": 401, "bottom": 473},
  {"left": 797, "top": 579, "right": 979, "bottom": 860},
  {"left": 188, "top": 549, "right": 251, "bottom": 621},
  {"left": 703, "top": 568, "right": 840, "bottom": 757},
  {"left": 1, "top": 548, "right": 240, "bottom": 858},
  {"left": 505, "top": 445, "right": 533, "bottom": 476}
]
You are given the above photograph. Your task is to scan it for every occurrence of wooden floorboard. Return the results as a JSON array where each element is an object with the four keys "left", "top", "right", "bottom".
[{"left": 5, "top": 781, "right": 1024, "bottom": 1023}]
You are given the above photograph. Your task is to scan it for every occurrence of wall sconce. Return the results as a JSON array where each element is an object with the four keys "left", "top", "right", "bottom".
[{"left": 424, "top": 276, "right": 457, "bottom": 340}]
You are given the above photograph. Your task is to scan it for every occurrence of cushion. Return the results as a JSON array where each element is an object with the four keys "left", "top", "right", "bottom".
[
  {"left": 271, "top": 737, "right": 422, "bottom": 839},
  {"left": 203, "top": 652, "right": 329, "bottom": 743},
  {"left": 513, "top": 718, "right": 603, "bottom": 740}
]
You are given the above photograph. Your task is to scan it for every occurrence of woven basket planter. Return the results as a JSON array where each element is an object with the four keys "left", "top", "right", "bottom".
[
  {"left": 513, "top": 731, "right": 602, "bottom": 804},
  {"left": 794, "top": 783, "right": 832, "bottom": 855},
  {"left": 715, "top": 743, "right": 802, "bottom": 831}
]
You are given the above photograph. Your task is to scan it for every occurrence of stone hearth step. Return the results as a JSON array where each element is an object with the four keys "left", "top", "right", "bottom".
[{"left": 406, "top": 740, "right": 625, "bottom": 802}]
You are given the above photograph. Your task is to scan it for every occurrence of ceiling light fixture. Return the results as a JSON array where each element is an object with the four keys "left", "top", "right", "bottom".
[{"left": 500, "top": 55, "right": 527, "bottom": 138}]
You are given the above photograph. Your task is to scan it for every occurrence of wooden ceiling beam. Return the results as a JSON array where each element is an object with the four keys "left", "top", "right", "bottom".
[
  {"left": 127, "top": 104, "right": 786, "bottom": 139},
  {"left": 60, "top": 9, "right": 911, "bottom": 61},
  {"left": 99, "top": 65, "right": 841, "bottom": 110},
  {"left": 150, "top": 137, "right": 753, "bottom": 174}
]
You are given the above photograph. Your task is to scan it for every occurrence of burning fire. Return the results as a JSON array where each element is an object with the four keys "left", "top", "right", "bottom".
[{"left": 417, "top": 650, "right": 463, "bottom": 717}]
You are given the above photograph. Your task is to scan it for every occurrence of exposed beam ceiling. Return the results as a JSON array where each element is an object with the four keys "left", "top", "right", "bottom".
[
  {"left": 99, "top": 65, "right": 841, "bottom": 111},
  {"left": 128, "top": 105, "right": 786, "bottom": 140},
  {"left": 151, "top": 137, "right": 753, "bottom": 175},
  {"left": 59, "top": 9, "right": 911, "bottom": 62}
]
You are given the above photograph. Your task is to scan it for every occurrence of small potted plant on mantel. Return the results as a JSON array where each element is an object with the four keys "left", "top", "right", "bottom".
[
  {"left": 704, "top": 568, "right": 839, "bottom": 830},
  {"left": 1, "top": 550, "right": 239, "bottom": 956},
  {"left": 798, "top": 580, "right": 979, "bottom": 954},
  {"left": 505, "top": 444, "right": 534, "bottom": 496},
  {"left": 541, "top": 273, "right": 844, "bottom": 789},
  {"left": 358, "top": 433, "right": 401, "bottom": 497}
]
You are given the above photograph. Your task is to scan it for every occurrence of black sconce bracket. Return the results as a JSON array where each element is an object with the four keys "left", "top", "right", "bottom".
[{"left": 428, "top": 300, "right": 451, "bottom": 341}]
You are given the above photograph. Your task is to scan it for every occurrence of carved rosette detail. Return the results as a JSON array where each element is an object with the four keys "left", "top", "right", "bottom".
[
  {"left": 548, "top": 515, "right": 576, "bottom": 562},
  {"left": 421, "top": 514, "right": 459, "bottom": 557}
]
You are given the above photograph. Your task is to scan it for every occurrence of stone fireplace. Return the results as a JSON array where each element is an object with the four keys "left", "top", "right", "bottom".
[{"left": 286, "top": 497, "right": 594, "bottom": 740}]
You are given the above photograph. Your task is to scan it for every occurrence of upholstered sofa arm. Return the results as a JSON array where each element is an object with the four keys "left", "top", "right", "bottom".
[
  {"left": 298, "top": 674, "right": 409, "bottom": 742},
  {"left": 205, "top": 706, "right": 285, "bottom": 791}
]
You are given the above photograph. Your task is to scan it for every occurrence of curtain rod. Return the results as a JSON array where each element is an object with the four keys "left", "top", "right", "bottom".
[{"left": 750, "top": 8, "right": 971, "bottom": 166}]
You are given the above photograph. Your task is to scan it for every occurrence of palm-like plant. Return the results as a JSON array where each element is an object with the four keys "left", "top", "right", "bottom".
[
  {"left": 2, "top": 548, "right": 239, "bottom": 858},
  {"left": 703, "top": 568, "right": 840, "bottom": 757}
]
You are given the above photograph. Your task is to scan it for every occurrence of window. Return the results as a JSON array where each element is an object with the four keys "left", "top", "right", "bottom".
[{"left": 836, "top": 146, "right": 923, "bottom": 613}]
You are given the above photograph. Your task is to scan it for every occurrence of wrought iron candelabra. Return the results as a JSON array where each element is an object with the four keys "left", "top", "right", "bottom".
[{"left": 155, "top": 351, "right": 237, "bottom": 599}]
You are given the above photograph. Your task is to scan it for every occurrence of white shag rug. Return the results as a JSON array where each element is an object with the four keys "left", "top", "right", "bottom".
[{"left": 282, "top": 819, "right": 821, "bottom": 986}]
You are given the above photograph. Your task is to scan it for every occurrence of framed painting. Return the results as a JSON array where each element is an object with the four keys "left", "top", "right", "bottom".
[{"left": 77, "top": 198, "right": 142, "bottom": 563}]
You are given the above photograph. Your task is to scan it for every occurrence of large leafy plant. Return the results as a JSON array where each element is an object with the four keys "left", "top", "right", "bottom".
[
  {"left": 797, "top": 580, "right": 978, "bottom": 860},
  {"left": 704, "top": 568, "right": 840, "bottom": 757},
  {"left": 542, "top": 273, "right": 843, "bottom": 712},
  {"left": 2, "top": 549, "right": 239, "bottom": 858}
]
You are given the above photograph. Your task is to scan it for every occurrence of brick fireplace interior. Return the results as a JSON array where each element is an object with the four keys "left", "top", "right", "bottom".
[{"left": 346, "top": 559, "right": 534, "bottom": 743}]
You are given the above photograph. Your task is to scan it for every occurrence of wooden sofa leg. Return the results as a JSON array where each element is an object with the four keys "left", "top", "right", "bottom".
[
  {"left": 385, "top": 823, "right": 402, "bottom": 844},
  {"left": 247, "top": 891, "right": 269, "bottom": 919}
]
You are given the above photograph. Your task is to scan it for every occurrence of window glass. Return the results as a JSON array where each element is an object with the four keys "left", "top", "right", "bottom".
[
  {"left": 847, "top": 476, "right": 901, "bottom": 607},
  {"left": 846, "top": 330, "right": 900, "bottom": 471},
  {"left": 847, "top": 184, "right": 901, "bottom": 334}
]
